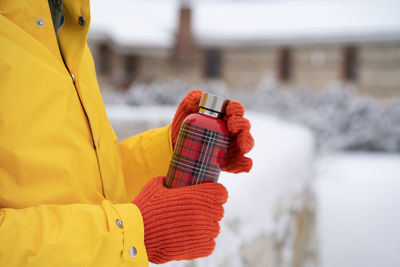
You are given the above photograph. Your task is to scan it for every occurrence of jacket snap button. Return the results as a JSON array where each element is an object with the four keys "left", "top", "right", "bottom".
[
  {"left": 115, "top": 219, "right": 123, "bottom": 229},
  {"left": 78, "top": 16, "right": 86, "bottom": 26},
  {"left": 129, "top": 246, "right": 137, "bottom": 258},
  {"left": 36, "top": 18, "right": 45, "bottom": 28}
]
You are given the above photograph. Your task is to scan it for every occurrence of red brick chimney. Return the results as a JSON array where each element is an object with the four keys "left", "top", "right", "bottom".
[{"left": 174, "top": 3, "right": 194, "bottom": 62}]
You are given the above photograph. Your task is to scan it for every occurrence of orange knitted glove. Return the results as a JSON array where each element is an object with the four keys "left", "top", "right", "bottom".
[
  {"left": 132, "top": 177, "right": 228, "bottom": 264},
  {"left": 171, "top": 90, "right": 203, "bottom": 145},
  {"left": 171, "top": 90, "right": 254, "bottom": 173}
]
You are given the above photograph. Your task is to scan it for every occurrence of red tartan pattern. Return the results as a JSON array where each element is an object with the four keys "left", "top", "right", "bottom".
[{"left": 166, "top": 122, "right": 230, "bottom": 188}]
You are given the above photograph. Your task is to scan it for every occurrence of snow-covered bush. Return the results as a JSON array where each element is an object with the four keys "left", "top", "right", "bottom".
[
  {"left": 248, "top": 81, "right": 400, "bottom": 153},
  {"left": 103, "top": 79, "right": 400, "bottom": 153},
  {"left": 103, "top": 80, "right": 229, "bottom": 106}
]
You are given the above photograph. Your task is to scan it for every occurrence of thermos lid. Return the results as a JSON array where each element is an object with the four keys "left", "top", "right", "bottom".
[{"left": 199, "top": 92, "right": 229, "bottom": 115}]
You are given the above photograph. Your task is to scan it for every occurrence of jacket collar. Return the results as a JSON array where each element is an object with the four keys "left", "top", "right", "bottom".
[
  {"left": 0, "top": 0, "right": 91, "bottom": 73},
  {"left": 58, "top": 0, "right": 91, "bottom": 73}
]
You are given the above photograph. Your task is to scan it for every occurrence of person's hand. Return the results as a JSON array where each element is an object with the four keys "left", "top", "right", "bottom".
[
  {"left": 132, "top": 177, "right": 228, "bottom": 264},
  {"left": 171, "top": 90, "right": 254, "bottom": 173}
]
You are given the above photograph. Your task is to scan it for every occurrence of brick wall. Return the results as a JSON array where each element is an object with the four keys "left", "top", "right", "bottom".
[
  {"left": 359, "top": 42, "right": 400, "bottom": 97},
  {"left": 89, "top": 40, "right": 400, "bottom": 98}
]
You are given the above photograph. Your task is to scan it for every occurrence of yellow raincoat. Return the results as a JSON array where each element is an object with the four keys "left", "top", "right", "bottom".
[{"left": 0, "top": 1, "right": 173, "bottom": 266}]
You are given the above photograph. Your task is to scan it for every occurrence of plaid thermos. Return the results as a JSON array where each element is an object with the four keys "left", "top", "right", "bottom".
[{"left": 166, "top": 93, "right": 230, "bottom": 188}]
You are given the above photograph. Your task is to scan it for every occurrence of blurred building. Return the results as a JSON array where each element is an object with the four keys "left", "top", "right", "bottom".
[{"left": 89, "top": 0, "right": 400, "bottom": 98}]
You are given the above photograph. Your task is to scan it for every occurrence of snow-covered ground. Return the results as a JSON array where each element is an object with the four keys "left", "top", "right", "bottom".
[
  {"left": 185, "top": 111, "right": 315, "bottom": 267},
  {"left": 314, "top": 154, "right": 400, "bottom": 267},
  {"left": 106, "top": 104, "right": 400, "bottom": 267}
]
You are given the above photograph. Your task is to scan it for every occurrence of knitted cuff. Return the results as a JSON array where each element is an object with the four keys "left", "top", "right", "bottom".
[{"left": 133, "top": 177, "right": 228, "bottom": 264}]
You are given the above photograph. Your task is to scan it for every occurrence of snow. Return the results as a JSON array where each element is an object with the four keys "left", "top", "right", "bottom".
[
  {"left": 194, "top": 0, "right": 400, "bottom": 45},
  {"left": 90, "top": 0, "right": 177, "bottom": 47},
  {"left": 314, "top": 154, "right": 400, "bottom": 267},
  {"left": 89, "top": 0, "right": 400, "bottom": 47},
  {"left": 106, "top": 105, "right": 175, "bottom": 123},
  {"left": 193, "top": 112, "right": 314, "bottom": 266},
  {"left": 106, "top": 104, "right": 400, "bottom": 266},
  {"left": 106, "top": 105, "right": 176, "bottom": 140}
]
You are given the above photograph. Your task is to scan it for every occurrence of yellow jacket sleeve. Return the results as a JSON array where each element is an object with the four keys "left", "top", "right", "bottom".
[
  {"left": 0, "top": 200, "right": 148, "bottom": 267},
  {"left": 117, "top": 125, "right": 174, "bottom": 199}
]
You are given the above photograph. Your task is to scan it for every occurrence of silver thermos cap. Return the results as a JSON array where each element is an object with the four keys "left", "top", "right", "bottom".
[{"left": 198, "top": 92, "right": 229, "bottom": 117}]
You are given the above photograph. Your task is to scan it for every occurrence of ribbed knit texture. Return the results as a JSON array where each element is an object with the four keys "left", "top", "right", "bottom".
[
  {"left": 171, "top": 90, "right": 203, "bottom": 145},
  {"left": 171, "top": 91, "right": 254, "bottom": 173},
  {"left": 132, "top": 177, "right": 228, "bottom": 264},
  {"left": 222, "top": 100, "right": 254, "bottom": 173}
]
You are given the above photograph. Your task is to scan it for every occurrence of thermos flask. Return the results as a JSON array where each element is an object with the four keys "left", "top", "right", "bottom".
[{"left": 166, "top": 92, "right": 230, "bottom": 188}]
